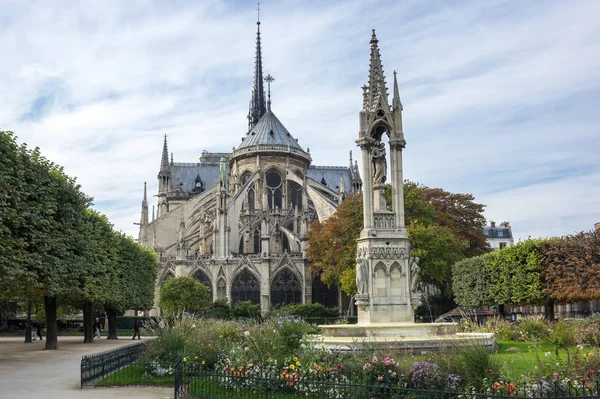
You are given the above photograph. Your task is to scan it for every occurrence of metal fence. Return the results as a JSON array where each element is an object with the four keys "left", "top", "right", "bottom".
[
  {"left": 174, "top": 360, "right": 600, "bottom": 399},
  {"left": 81, "top": 341, "right": 147, "bottom": 387}
]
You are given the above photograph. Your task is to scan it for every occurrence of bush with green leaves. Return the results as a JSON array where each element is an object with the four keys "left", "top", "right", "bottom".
[
  {"left": 268, "top": 303, "right": 339, "bottom": 325},
  {"left": 158, "top": 277, "right": 211, "bottom": 317},
  {"left": 231, "top": 300, "right": 261, "bottom": 319}
]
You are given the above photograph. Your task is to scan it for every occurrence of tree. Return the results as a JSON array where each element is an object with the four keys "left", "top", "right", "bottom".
[
  {"left": 543, "top": 231, "right": 600, "bottom": 302},
  {"left": 104, "top": 233, "right": 157, "bottom": 339},
  {"left": 409, "top": 222, "right": 467, "bottom": 292},
  {"left": 452, "top": 255, "right": 495, "bottom": 308},
  {"left": 308, "top": 182, "right": 487, "bottom": 297},
  {"left": 158, "top": 277, "right": 211, "bottom": 317},
  {"left": 306, "top": 194, "right": 363, "bottom": 295}
]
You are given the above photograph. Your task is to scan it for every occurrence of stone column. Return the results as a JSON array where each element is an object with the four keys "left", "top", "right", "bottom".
[
  {"left": 389, "top": 137, "right": 406, "bottom": 231},
  {"left": 356, "top": 137, "right": 375, "bottom": 231}
]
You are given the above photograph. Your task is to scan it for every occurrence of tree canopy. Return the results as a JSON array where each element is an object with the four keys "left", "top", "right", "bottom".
[
  {"left": 453, "top": 234, "right": 600, "bottom": 313},
  {"left": 0, "top": 130, "right": 157, "bottom": 348},
  {"left": 158, "top": 276, "right": 211, "bottom": 316},
  {"left": 307, "top": 181, "right": 487, "bottom": 296}
]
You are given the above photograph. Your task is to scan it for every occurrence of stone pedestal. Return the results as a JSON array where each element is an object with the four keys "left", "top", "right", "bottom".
[{"left": 316, "top": 322, "right": 496, "bottom": 352}]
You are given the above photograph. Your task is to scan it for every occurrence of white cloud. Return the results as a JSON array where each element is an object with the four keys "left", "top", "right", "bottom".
[{"left": 1, "top": 0, "right": 599, "bottom": 239}]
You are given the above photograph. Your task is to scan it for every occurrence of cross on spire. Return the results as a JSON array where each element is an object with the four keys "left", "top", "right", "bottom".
[{"left": 265, "top": 73, "right": 274, "bottom": 110}]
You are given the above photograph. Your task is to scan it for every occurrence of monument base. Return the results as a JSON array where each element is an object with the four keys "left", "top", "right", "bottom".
[{"left": 314, "top": 322, "right": 496, "bottom": 352}]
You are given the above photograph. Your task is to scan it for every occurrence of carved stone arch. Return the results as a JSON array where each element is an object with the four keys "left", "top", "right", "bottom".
[
  {"left": 270, "top": 267, "right": 303, "bottom": 307},
  {"left": 158, "top": 265, "right": 176, "bottom": 286},
  {"left": 233, "top": 257, "right": 261, "bottom": 283},
  {"left": 191, "top": 268, "right": 212, "bottom": 297},
  {"left": 216, "top": 276, "right": 227, "bottom": 301},
  {"left": 389, "top": 261, "right": 403, "bottom": 297},
  {"left": 271, "top": 253, "right": 301, "bottom": 278},
  {"left": 369, "top": 120, "right": 394, "bottom": 141},
  {"left": 373, "top": 261, "right": 388, "bottom": 297},
  {"left": 230, "top": 267, "right": 261, "bottom": 305}
]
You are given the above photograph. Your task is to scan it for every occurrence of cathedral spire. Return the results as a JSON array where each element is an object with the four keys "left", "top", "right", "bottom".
[
  {"left": 247, "top": 5, "right": 267, "bottom": 132},
  {"left": 367, "top": 29, "right": 389, "bottom": 111},
  {"left": 160, "top": 135, "right": 169, "bottom": 172},
  {"left": 392, "top": 70, "right": 402, "bottom": 110}
]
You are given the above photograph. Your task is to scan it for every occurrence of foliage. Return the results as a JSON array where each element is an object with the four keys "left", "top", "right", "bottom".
[
  {"left": 231, "top": 300, "right": 261, "bottom": 319},
  {"left": 308, "top": 181, "right": 488, "bottom": 296},
  {"left": 452, "top": 255, "right": 495, "bottom": 308},
  {"left": 409, "top": 221, "right": 467, "bottom": 291},
  {"left": 543, "top": 231, "right": 600, "bottom": 302},
  {"left": 306, "top": 194, "right": 363, "bottom": 295},
  {"left": 409, "top": 362, "right": 445, "bottom": 389},
  {"left": 546, "top": 320, "right": 576, "bottom": 350},
  {"left": 159, "top": 277, "right": 211, "bottom": 317},
  {"left": 268, "top": 303, "right": 339, "bottom": 325}
]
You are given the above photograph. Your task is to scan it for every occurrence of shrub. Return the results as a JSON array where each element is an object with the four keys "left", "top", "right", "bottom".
[
  {"left": 547, "top": 320, "right": 576, "bottom": 349},
  {"left": 515, "top": 316, "right": 548, "bottom": 341},
  {"left": 268, "top": 303, "right": 339, "bottom": 325},
  {"left": 409, "top": 362, "right": 445, "bottom": 389},
  {"left": 231, "top": 301, "right": 261, "bottom": 319},
  {"left": 206, "top": 300, "right": 231, "bottom": 319}
]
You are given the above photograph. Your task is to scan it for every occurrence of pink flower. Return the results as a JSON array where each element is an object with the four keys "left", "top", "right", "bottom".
[
  {"left": 388, "top": 370, "right": 393, "bottom": 374},
  {"left": 337, "top": 364, "right": 343, "bottom": 371},
  {"left": 392, "top": 372, "right": 397, "bottom": 377},
  {"left": 553, "top": 373, "right": 559, "bottom": 378},
  {"left": 378, "top": 376, "right": 384, "bottom": 381},
  {"left": 384, "top": 359, "right": 391, "bottom": 366},
  {"left": 372, "top": 356, "right": 378, "bottom": 363},
  {"left": 363, "top": 363, "right": 372, "bottom": 370}
]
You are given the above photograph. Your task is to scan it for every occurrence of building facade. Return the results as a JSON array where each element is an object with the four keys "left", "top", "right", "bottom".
[
  {"left": 138, "top": 19, "right": 362, "bottom": 315},
  {"left": 483, "top": 221, "right": 514, "bottom": 250}
]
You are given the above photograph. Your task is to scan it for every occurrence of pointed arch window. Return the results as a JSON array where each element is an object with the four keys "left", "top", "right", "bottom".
[
  {"left": 266, "top": 170, "right": 282, "bottom": 209},
  {"left": 193, "top": 270, "right": 212, "bottom": 298},
  {"left": 231, "top": 269, "right": 260, "bottom": 305},
  {"left": 270, "top": 268, "right": 302, "bottom": 307}
]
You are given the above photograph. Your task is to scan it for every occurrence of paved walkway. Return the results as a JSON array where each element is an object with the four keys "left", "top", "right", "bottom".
[{"left": 0, "top": 336, "right": 172, "bottom": 399}]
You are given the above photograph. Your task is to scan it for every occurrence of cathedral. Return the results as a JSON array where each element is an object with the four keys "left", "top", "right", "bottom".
[{"left": 138, "top": 18, "right": 402, "bottom": 316}]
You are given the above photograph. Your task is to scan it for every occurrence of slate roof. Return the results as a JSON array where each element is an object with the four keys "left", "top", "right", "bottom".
[
  {"left": 237, "top": 110, "right": 304, "bottom": 151},
  {"left": 483, "top": 226, "right": 513, "bottom": 239},
  {"left": 307, "top": 166, "right": 353, "bottom": 193},
  {"left": 170, "top": 163, "right": 220, "bottom": 193}
]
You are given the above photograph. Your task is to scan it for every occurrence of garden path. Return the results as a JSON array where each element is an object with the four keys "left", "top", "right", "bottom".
[{"left": 0, "top": 336, "right": 172, "bottom": 399}]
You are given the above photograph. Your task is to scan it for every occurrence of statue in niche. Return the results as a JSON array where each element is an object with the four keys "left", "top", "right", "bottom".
[
  {"left": 409, "top": 256, "right": 420, "bottom": 293},
  {"left": 356, "top": 258, "right": 369, "bottom": 295},
  {"left": 372, "top": 141, "right": 387, "bottom": 185}
]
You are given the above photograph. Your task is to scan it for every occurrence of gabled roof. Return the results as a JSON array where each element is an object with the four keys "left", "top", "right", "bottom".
[{"left": 237, "top": 110, "right": 304, "bottom": 151}]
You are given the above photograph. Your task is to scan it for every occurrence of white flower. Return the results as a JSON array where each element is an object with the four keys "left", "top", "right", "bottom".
[{"left": 244, "top": 331, "right": 251, "bottom": 337}]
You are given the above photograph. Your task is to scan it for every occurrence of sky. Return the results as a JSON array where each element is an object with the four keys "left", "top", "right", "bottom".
[{"left": 1, "top": 0, "right": 599, "bottom": 241}]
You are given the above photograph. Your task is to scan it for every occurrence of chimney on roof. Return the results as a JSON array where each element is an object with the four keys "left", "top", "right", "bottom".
[
  {"left": 500, "top": 221, "right": 510, "bottom": 228},
  {"left": 595, "top": 222, "right": 600, "bottom": 232},
  {"left": 490, "top": 221, "right": 496, "bottom": 228}
]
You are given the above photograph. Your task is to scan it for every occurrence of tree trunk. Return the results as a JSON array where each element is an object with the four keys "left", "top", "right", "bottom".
[
  {"left": 83, "top": 301, "right": 94, "bottom": 343},
  {"left": 106, "top": 308, "right": 118, "bottom": 340},
  {"left": 44, "top": 296, "right": 58, "bottom": 350},
  {"left": 544, "top": 301, "right": 555, "bottom": 321}
]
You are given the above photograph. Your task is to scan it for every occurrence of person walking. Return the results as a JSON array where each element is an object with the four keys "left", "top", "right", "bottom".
[
  {"left": 93, "top": 318, "right": 101, "bottom": 338},
  {"left": 35, "top": 321, "right": 43, "bottom": 341},
  {"left": 132, "top": 319, "right": 142, "bottom": 340}
]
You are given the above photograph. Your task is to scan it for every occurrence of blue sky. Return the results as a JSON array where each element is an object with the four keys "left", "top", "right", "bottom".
[{"left": 1, "top": 0, "right": 599, "bottom": 241}]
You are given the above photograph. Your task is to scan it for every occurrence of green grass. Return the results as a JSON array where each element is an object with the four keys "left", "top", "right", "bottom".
[
  {"left": 95, "top": 363, "right": 173, "bottom": 386},
  {"left": 492, "top": 340, "right": 594, "bottom": 378}
]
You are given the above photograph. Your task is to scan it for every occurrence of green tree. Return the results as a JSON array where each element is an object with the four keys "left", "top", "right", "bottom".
[
  {"left": 158, "top": 277, "right": 211, "bottom": 317},
  {"left": 104, "top": 233, "right": 157, "bottom": 339},
  {"left": 308, "top": 182, "right": 487, "bottom": 298},
  {"left": 452, "top": 255, "right": 495, "bottom": 308},
  {"left": 409, "top": 222, "right": 467, "bottom": 292}
]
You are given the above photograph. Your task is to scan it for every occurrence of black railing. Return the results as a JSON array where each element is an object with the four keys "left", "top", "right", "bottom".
[
  {"left": 174, "top": 361, "right": 600, "bottom": 399},
  {"left": 80, "top": 341, "right": 147, "bottom": 387}
]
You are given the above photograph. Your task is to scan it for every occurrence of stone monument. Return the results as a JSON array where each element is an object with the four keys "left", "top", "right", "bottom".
[{"left": 318, "top": 30, "right": 494, "bottom": 350}]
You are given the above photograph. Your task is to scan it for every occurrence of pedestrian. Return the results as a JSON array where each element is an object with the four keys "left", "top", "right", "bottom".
[
  {"left": 35, "top": 321, "right": 43, "bottom": 341},
  {"left": 132, "top": 319, "right": 141, "bottom": 340},
  {"left": 32, "top": 321, "right": 38, "bottom": 341},
  {"left": 93, "top": 317, "right": 101, "bottom": 338}
]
